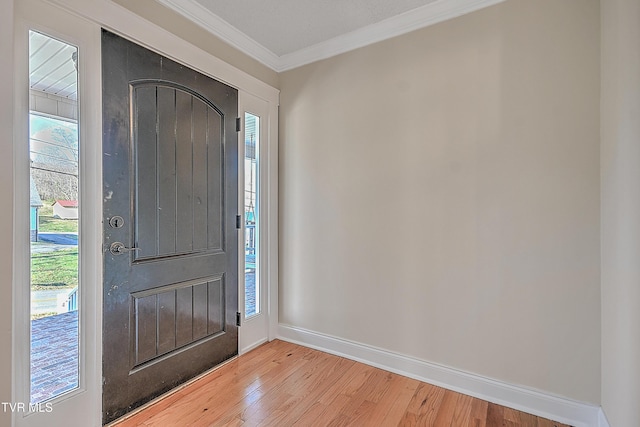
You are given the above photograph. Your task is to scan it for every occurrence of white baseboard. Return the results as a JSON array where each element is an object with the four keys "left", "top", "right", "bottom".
[
  {"left": 598, "top": 408, "right": 611, "bottom": 427},
  {"left": 239, "top": 337, "right": 269, "bottom": 356},
  {"left": 278, "top": 324, "right": 602, "bottom": 427}
]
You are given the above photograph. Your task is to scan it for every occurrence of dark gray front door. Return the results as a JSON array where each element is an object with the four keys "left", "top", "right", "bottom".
[{"left": 101, "top": 30, "right": 238, "bottom": 424}]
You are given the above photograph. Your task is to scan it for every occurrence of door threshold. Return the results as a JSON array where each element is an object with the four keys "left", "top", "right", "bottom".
[{"left": 107, "top": 355, "right": 239, "bottom": 426}]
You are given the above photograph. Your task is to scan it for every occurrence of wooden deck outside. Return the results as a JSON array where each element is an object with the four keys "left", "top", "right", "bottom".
[
  {"left": 31, "top": 310, "right": 78, "bottom": 403},
  {"left": 111, "top": 340, "right": 570, "bottom": 427}
]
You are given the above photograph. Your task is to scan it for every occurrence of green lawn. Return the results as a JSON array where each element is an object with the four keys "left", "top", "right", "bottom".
[
  {"left": 39, "top": 203, "right": 53, "bottom": 216},
  {"left": 31, "top": 249, "right": 78, "bottom": 290},
  {"left": 38, "top": 202, "right": 78, "bottom": 233},
  {"left": 39, "top": 215, "right": 78, "bottom": 232}
]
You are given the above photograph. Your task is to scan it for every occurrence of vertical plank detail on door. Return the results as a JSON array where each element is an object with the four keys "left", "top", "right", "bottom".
[
  {"left": 132, "top": 84, "right": 224, "bottom": 261},
  {"left": 134, "top": 86, "right": 158, "bottom": 259},
  {"left": 157, "top": 290, "right": 177, "bottom": 355},
  {"left": 192, "top": 99, "right": 208, "bottom": 252},
  {"left": 135, "top": 295, "right": 158, "bottom": 365},
  {"left": 208, "top": 277, "right": 224, "bottom": 335},
  {"left": 193, "top": 283, "right": 208, "bottom": 340},
  {"left": 176, "top": 91, "right": 194, "bottom": 254},
  {"left": 175, "top": 286, "right": 194, "bottom": 348},
  {"left": 207, "top": 109, "right": 223, "bottom": 251},
  {"left": 157, "top": 87, "right": 177, "bottom": 256},
  {"left": 131, "top": 276, "right": 226, "bottom": 368}
]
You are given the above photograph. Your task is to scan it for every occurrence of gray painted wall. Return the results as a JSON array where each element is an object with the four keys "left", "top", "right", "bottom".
[{"left": 601, "top": 0, "right": 640, "bottom": 424}]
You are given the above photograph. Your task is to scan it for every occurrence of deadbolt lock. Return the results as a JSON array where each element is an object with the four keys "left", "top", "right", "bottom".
[{"left": 109, "top": 215, "right": 125, "bottom": 228}]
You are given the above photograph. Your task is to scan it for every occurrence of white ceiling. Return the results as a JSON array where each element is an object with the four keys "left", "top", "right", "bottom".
[
  {"left": 29, "top": 31, "right": 77, "bottom": 100},
  {"left": 194, "top": 0, "right": 439, "bottom": 57},
  {"left": 157, "top": 0, "right": 506, "bottom": 72}
]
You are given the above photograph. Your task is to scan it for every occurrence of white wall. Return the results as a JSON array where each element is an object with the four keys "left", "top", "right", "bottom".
[
  {"left": 279, "top": 0, "right": 601, "bottom": 404},
  {"left": 0, "top": 1, "right": 15, "bottom": 425},
  {"left": 601, "top": 0, "right": 640, "bottom": 425}
]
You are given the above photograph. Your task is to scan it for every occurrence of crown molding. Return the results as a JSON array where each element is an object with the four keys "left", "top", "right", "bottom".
[
  {"left": 156, "top": 0, "right": 281, "bottom": 70},
  {"left": 278, "top": 0, "right": 506, "bottom": 71},
  {"left": 158, "top": 0, "right": 506, "bottom": 72}
]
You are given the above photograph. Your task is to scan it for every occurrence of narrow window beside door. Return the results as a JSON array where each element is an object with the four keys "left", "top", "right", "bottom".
[
  {"left": 28, "top": 31, "right": 80, "bottom": 403},
  {"left": 244, "top": 113, "right": 259, "bottom": 318}
]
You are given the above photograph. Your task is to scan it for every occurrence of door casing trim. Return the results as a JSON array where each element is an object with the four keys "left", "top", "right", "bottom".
[
  {"left": 238, "top": 92, "right": 278, "bottom": 354},
  {"left": 12, "top": 1, "right": 103, "bottom": 425},
  {"left": 12, "top": 0, "right": 279, "bottom": 425},
  {"left": 46, "top": 0, "right": 279, "bottom": 105}
]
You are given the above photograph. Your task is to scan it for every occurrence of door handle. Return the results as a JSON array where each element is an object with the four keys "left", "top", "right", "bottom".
[{"left": 109, "top": 242, "right": 140, "bottom": 255}]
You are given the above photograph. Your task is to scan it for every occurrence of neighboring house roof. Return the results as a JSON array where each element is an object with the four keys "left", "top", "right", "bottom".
[
  {"left": 30, "top": 176, "right": 43, "bottom": 207},
  {"left": 55, "top": 200, "right": 78, "bottom": 208}
]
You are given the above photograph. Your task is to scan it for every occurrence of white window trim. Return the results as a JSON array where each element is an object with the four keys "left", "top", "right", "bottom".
[
  {"left": 13, "top": 2, "right": 102, "bottom": 425},
  {"left": 238, "top": 92, "right": 279, "bottom": 353}
]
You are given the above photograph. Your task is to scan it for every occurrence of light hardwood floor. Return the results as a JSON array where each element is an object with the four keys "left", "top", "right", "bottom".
[{"left": 112, "top": 340, "right": 570, "bottom": 426}]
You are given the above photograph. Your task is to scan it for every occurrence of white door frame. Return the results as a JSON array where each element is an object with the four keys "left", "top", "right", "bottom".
[
  {"left": 12, "top": 0, "right": 279, "bottom": 425},
  {"left": 12, "top": 1, "right": 102, "bottom": 426},
  {"left": 238, "top": 92, "right": 279, "bottom": 354}
]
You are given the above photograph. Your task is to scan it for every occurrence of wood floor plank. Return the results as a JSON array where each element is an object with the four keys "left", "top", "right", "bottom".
[
  {"left": 116, "top": 341, "right": 282, "bottom": 426},
  {"left": 451, "top": 393, "right": 474, "bottom": 426},
  {"left": 361, "top": 374, "right": 421, "bottom": 425},
  {"left": 299, "top": 363, "right": 375, "bottom": 426},
  {"left": 342, "top": 399, "right": 377, "bottom": 426},
  {"left": 261, "top": 357, "right": 356, "bottom": 426},
  {"left": 196, "top": 347, "right": 317, "bottom": 425},
  {"left": 339, "top": 370, "right": 398, "bottom": 425},
  {"left": 240, "top": 350, "right": 342, "bottom": 425},
  {"left": 217, "top": 415, "right": 244, "bottom": 427},
  {"left": 326, "top": 413, "right": 351, "bottom": 427},
  {"left": 398, "top": 382, "right": 446, "bottom": 426},
  {"left": 486, "top": 402, "right": 506, "bottom": 426},
  {"left": 537, "top": 417, "right": 572, "bottom": 427},
  {"left": 323, "top": 363, "right": 375, "bottom": 404},
  {"left": 512, "top": 408, "right": 538, "bottom": 427},
  {"left": 140, "top": 343, "right": 313, "bottom": 426},
  {"left": 467, "top": 398, "right": 489, "bottom": 427},
  {"left": 290, "top": 401, "right": 328, "bottom": 427},
  {"left": 306, "top": 395, "right": 352, "bottom": 427},
  {"left": 252, "top": 352, "right": 333, "bottom": 417},
  {"left": 292, "top": 362, "right": 372, "bottom": 426},
  {"left": 337, "top": 368, "right": 393, "bottom": 419},
  {"left": 114, "top": 388, "right": 188, "bottom": 426},
  {"left": 431, "top": 389, "right": 460, "bottom": 426},
  {"left": 111, "top": 340, "right": 574, "bottom": 427},
  {"left": 324, "top": 366, "right": 388, "bottom": 426}
]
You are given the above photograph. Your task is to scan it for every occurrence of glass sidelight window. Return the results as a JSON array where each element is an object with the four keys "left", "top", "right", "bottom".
[
  {"left": 28, "top": 30, "right": 80, "bottom": 403},
  {"left": 244, "top": 113, "right": 259, "bottom": 318}
]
